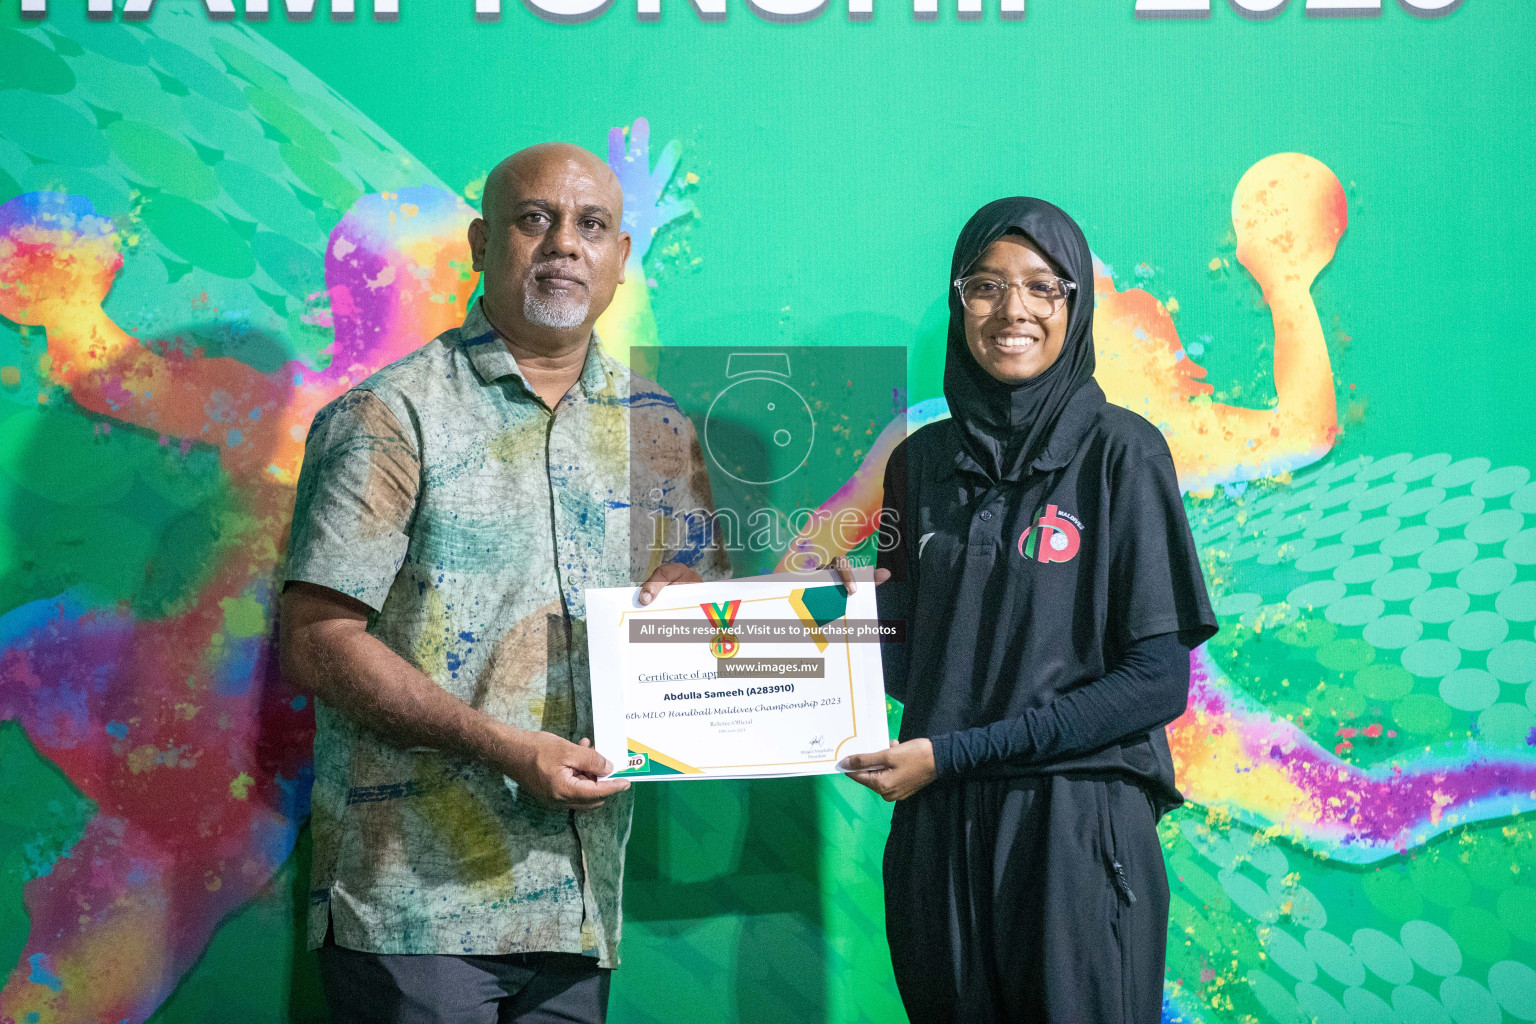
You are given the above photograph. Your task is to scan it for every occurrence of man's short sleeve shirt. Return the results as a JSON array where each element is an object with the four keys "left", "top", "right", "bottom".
[{"left": 285, "top": 300, "right": 724, "bottom": 965}]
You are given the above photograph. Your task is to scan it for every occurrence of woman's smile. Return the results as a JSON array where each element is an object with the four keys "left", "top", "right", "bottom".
[{"left": 985, "top": 329, "right": 1043, "bottom": 350}]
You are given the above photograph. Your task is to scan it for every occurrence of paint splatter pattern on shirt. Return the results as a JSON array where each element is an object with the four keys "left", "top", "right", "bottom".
[{"left": 286, "top": 299, "right": 725, "bottom": 964}]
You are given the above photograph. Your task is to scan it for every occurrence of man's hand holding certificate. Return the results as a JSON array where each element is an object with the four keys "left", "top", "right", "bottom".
[{"left": 587, "top": 574, "right": 891, "bottom": 780}]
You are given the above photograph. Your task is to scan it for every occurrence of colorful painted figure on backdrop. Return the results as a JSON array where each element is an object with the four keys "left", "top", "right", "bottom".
[
  {"left": 0, "top": 177, "right": 488, "bottom": 1023},
  {"left": 0, "top": 52, "right": 685, "bottom": 1022}
]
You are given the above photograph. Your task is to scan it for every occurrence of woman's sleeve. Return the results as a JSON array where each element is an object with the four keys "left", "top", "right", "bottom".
[
  {"left": 1107, "top": 446, "right": 1219, "bottom": 651},
  {"left": 875, "top": 440, "right": 913, "bottom": 704},
  {"left": 930, "top": 632, "right": 1189, "bottom": 776}
]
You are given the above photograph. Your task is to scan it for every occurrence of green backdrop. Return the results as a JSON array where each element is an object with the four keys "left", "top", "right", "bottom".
[{"left": 2, "top": 2, "right": 1534, "bottom": 1023}]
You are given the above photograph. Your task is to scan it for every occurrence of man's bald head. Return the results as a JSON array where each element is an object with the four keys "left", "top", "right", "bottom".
[
  {"left": 468, "top": 142, "right": 631, "bottom": 355},
  {"left": 481, "top": 143, "right": 623, "bottom": 231}
]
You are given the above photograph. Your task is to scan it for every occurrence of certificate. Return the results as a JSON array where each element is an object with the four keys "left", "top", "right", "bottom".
[{"left": 586, "top": 575, "right": 891, "bottom": 780}]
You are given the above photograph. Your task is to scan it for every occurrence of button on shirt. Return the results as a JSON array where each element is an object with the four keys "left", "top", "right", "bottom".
[{"left": 285, "top": 300, "right": 725, "bottom": 964}]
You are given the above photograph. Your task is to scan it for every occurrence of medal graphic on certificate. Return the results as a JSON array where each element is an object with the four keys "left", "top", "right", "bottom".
[
  {"left": 586, "top": 576, "right": 891, "bottom": 780},
  {"left": 702, "top": 600, "right": 742, "bottom": 659}
]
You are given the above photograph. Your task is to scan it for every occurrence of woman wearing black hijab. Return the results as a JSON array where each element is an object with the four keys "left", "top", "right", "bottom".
[{"left": 840, "top": 199, "right": 1218, "bottom": 1023}]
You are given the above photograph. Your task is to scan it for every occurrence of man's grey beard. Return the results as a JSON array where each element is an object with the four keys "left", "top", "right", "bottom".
[{"left": 523, "top": 266, "right": 590, "bottom": 329}]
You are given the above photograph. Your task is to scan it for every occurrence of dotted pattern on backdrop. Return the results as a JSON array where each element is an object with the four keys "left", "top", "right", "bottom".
[
  {"left": 1165, "top": 452, "right": 1536, "bottom": 1024},
  {"left": 1196, "top": 453, "right": 1536, "bottom": 764},
  {"left": 0, "top": 8, "right": 440, "bottom": 380},
  {"left": 1162, "top": 805, "right": 1536, "bottom": 1024}
]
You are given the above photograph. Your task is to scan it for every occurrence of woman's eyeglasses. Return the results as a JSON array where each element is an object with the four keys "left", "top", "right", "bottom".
[{"left": 954, "top": 274, "right": 1076, "bottom": 318}]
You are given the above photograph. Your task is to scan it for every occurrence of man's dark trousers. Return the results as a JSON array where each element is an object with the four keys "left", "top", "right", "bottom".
[{"left": 319, "top": 935, "right": 609, "bottom": 1024}]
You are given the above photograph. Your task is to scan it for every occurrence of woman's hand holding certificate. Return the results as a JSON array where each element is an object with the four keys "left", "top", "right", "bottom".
[{"left": 586, "top": 572, "right": 892, "bottom": 780}]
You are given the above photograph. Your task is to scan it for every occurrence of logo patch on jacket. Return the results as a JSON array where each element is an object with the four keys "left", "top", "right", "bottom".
[{"left": 1018, "top": 504, "right": 1082, "bottom": 564}]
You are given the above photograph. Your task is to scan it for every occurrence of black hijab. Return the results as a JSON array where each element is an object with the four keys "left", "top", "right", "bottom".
[{"left": 943, "top": 198, "right": 1098, "bottom": 483}]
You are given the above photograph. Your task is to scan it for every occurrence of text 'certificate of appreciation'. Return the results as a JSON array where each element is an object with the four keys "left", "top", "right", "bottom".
[{"left": 586, "top": 575, "right": 891, "bottom": 780}]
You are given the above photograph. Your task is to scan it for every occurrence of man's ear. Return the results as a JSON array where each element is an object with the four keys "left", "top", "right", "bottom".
[
  {"left": 468, "top": 217, "right": 487, "bottom": 272},
  {"left": 616, "top": 231, "right": 632, "bottom": 284}
]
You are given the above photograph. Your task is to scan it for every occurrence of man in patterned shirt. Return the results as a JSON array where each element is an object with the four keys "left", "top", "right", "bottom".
[{"left": 280, "top": 142, "right": 724, "bottom": 1024}]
